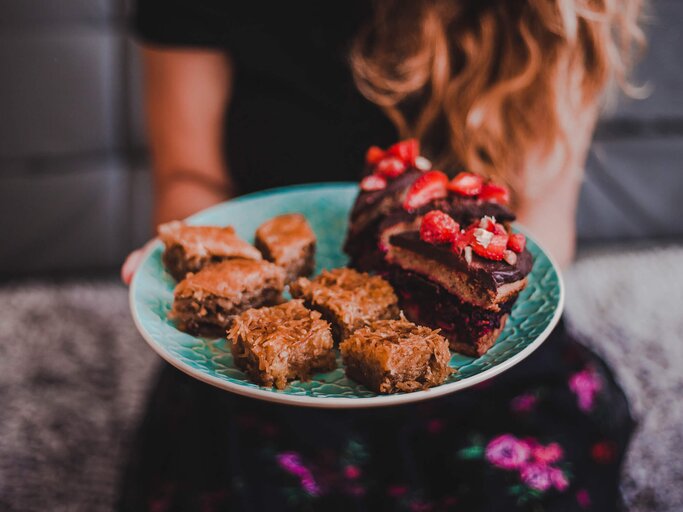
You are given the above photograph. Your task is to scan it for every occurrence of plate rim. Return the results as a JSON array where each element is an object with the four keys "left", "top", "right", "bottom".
[{"left": 129, "top": 182, "right": 565, "bottom": 409}]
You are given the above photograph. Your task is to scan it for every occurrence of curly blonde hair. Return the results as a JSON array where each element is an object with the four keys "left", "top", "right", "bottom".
[{"left": 350, "top": 0, "right": 646, "bottom": 205}]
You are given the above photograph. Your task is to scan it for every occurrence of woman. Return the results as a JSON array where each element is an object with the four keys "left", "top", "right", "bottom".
[{"left": 120, "top": 1, "right": 644, "bottom": 510}]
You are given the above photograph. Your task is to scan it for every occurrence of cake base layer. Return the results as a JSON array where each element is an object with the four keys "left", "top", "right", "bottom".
[{"left": 385, "top": 267, "right": 515, "bottom": 356}]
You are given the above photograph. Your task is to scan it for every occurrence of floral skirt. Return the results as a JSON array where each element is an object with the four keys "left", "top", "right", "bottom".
[{"left": 117, "top": 319, "right": 634, "bottom": 512}]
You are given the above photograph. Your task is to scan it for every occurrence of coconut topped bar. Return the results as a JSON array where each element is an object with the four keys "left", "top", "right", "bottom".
[
  {"left": 228, "top": 300, "right": 336, "bottom": 389},
  {"left": 159, "top": 220, "right": 262, "bottom": 280},
  {"left": 290, "top": 267, "right": 399, "bottom": 342},
  {"left": 170, "top": 259, "right": 286, "bottom": 336},
  {"left": 340, "top": 316, "right": 452, "bottom": 394},
  {"left": 254, "top": 213, "right": 316, "bottom": 282}
]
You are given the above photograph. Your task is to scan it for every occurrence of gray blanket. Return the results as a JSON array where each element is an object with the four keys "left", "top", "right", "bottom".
[{"left": 1, "top": 244, "right": 681, "bottom": 511}]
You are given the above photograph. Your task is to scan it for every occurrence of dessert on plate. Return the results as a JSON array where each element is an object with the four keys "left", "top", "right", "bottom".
[
  {"left": 254, "top": 213, "right": 316, "bottom": 283},
  {"left": 344, "top": 139, "right": 533, "bottom": 356},
  {"left": 170, "top": 259, "right": 286, "bottom": 336},
  {"left": 229, "top": 300, "right": 336, "bottom": 389},
  {"left": 159, "top": 220, "right": 262, "bottom": 281},
  {"left": 290, "top": 267, "right": 399, "bottom": 342},
  {"left": 340, "top": 316, "right": 452, "bottom": 393}
]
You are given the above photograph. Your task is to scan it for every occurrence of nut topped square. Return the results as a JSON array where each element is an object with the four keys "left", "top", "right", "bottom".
[
  {"left": 229, "top": 300, "right": 336, "bottom": 389},
  {"left": 340, "top": 317, "right": 452, "bottom": 394},
  {"left": 289, "top": 268, "right": 399, "bottom": 342},
  {"left": 170, "top": 259, "right": 286, "bottom": 336},
  {"left": 159, "top": 220, "right": 263, "bottom": 280},
  {"left": 255, "top": 213, "right": 316, "bottom": 282}
]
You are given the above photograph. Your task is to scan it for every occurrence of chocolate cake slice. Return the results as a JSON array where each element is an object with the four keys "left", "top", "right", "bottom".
[
  {"left": 170, "top": 259, "right": 286, "bottom": 336},
  {"left": 340, "top": 316, "right": 452, "bottom": 393},
  {"left": 254, "top": 213, "right": 316, "bottom": 283},
  {"left": 343, "top": 139, "right": 534, "bottom": 356},
  {"left": 159, "top": 221, "right": 262, "bottom": 281},
  {"left": 384, "top": 216, "right": 532, "bottom": 356},
  {"left": 229, "top": 300, "right": 336, "bottom": 389}
]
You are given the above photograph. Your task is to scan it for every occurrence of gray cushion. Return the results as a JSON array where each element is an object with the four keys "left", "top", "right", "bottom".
[
  {"left": 0, "top": 156, "right": 129, "bottom": 274},
  {"left": 0, "top": 28, "right": 122, "bottom": 159},
  {"left": 578, "top": 136, "right": 683, "bottom": 240}
]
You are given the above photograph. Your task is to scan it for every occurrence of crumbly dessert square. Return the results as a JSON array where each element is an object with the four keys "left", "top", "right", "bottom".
[
  {"left": 229, "top": 300, "right": 336, "bottom": 389},
  {"left": 289, "top": 268, "right": 399, "bottom": 342},
  {"left": 170, "top": 259, "right": 285, "bottom": 336},
  {"left": 159, "top": 220, "right": 262, "bottom": 280},
  {"left": 254, "top": 213, "right": 316, "bottom": 282},
  {"left": 340, "top": 316, "right": 452, "bottom": 393}
]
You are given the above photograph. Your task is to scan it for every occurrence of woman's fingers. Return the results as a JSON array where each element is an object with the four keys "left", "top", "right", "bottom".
[
  {"left": 121, "top": 249, "right": 144, "bottom": 285},
  {"left": 121, "top": 239, "right": 158, "bottom": 286}
]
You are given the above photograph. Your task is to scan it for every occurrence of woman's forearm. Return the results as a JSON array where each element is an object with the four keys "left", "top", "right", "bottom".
[{"left": 142, "top": 45, "right": 234, "bottom": 226}]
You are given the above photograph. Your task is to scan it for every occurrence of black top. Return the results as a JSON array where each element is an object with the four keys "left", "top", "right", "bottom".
[{"left": 134, "top": 1, "right": 397, "bottom": 195}]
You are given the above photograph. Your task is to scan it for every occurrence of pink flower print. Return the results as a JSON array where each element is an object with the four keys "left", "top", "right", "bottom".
[
  {"left": 569, "top": 367, "right": 603, "bottom": 412},
  {"left": 485, "top": 434, "right": 531, "bottom": 470},
  {"left": 344, "top": 465, "right": 361, "bottom": 480},
  {"left": 591, "top": 440, "right": 617, "bottom": 464},
  {"left": 276, "top": 452, "right": 321, "bottom": 496},
  {"left": 388, "top": 485, "right": 408, "bottom": 497},
  {"left": 520, "top": 462, "right": 553, "bottom": 492},
  {"left": 427, "top": 418, "right": 445, "bottom": 434},
  {"left": 549, "top": 467, "right": 569, "bottom": 491},
  {"left": 409, "top": 500, "right": 433, "bottom": 512},
  {"left": 532, "top": 442, "right": 564, "bottom": 464},
  {"left": 511, "top": 392, "right": 537, "bottom": 413},
  {"left": 347, "top": 484, "right": 366, "bottom": 497},
  {"left": 576, "top": 488, "right": 591, "bottom": 508}
]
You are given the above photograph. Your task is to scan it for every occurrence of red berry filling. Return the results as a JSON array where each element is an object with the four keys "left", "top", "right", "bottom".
[
  {"left": 420, "top": 210, "right": 460, "bottom": 245},
  {"left": 403, "top": 170, "right": 449, "bottom": 211},
  {"left": 448, "top": 172, "right": 483, "bottom": 196},
  {"left": 387, "top": 267, "right": 514, "bottom": 349}
]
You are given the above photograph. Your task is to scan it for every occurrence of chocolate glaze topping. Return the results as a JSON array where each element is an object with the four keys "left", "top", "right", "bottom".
[
  {"left": 389, "top": 230, "right": 533, "bottom": 289},
  {"left": 349, "top": 168, "right": 421, "bottom": 222}
]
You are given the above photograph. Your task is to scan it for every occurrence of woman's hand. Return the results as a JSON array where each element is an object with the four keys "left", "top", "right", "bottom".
[{"left": 121, "top": 239, "right": 157, "bottom": 286}]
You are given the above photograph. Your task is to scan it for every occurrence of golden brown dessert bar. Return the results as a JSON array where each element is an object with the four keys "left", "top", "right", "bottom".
[
  {"left": 170, "top": 259, "right": 285, "bottom": 336},
  {"left": 229, "top": 300, "right": 336, "bottom": 389},
  {"left": 289, "top": 268, "right": 399, "bottom": 342},
  {"left": 159, "top": 220, "right": 262, "bottom": 280},
  {"left": 340, "top": 316, "right": 452, "bottom": 393},
  {"left": 254, "top": 213, "right": 316, "bottom": 283}
]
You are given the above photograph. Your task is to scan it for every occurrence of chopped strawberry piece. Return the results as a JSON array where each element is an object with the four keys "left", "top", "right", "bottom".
[
  {"left": 451, "top": 229, "right": 471, "bottom": 254},
  {"left": 420, "top": 210, "right": 460, "bottom": 245},
  {"left": 376, "top": 156, "right": 407, "bottom": 178},
  {"left": 360, "top": 174, "right": 387, "bottom": 191},
  {"left": 479, "top": 183, "right": 510, "bottom": 205},
  {"left": 403, "top": 170, "right": 449, "bottom": 211},
  {"left": 365, "top": 146, "right": 385, "bottom": 165},
  {"left": 508, "top": 233, "right": 526, "bottom": 253},
  {"left": 448, "top": 172, "right": 483, "bottom": 196},
  {"left": 388, "top": 139, "right": 419, "bottom": 166},
  {"left": 466, "top": 223, "right": 508, "bottom": 261},
  {"left": 478, "top": 215, "right": 496, "bottom": 232},
  {"left": 493, "top": 223, "right": 508, "bottom": 236}
]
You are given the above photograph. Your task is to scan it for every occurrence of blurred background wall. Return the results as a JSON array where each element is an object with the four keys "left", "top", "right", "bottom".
[{"left": 0, "top": 0, "right": 681, "bottom": 278}]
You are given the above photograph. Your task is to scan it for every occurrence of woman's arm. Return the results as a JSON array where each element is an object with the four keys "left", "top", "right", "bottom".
[
  {"left": 517, "top": 105, "right": 599, "bottom": 269},
  {"left": 121, "top": 45, "right": 233, "bottom": 284},
  {"left": 142, "top": 45, "right": 234, "bottom": 226}
]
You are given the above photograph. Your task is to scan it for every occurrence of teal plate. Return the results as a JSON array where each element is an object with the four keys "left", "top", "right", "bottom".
[{"left": 130, "top": 183, "right": 564, "bottom": 408}]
